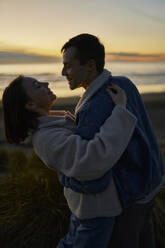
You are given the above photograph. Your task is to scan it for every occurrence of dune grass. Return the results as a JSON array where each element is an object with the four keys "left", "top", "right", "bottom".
[
  {"left": 152, "top": 146, "right": 165, "bottom": 248},
  {"left": 0, "top": 149, "right": 9, "bottom": 173},
  {"left": 0, "top": 147, "right": 164, "bottom": 247},
  {"left": 0, "top": 150, "right": 70, "bottom": 248}
]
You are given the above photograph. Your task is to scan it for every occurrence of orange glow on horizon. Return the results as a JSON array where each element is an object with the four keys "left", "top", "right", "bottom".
[{"left": 106, "top": 53, "right": 165, "bottom": 62}]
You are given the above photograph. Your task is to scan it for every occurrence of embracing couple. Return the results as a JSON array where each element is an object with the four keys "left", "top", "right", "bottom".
[{"left": 2, "top": 34, "right": 165, "bottom": 248}]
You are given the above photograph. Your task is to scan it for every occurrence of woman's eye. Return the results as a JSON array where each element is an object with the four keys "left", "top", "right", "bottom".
[{"left": 35, "top": 82, "right": 41, "bottom": 88}]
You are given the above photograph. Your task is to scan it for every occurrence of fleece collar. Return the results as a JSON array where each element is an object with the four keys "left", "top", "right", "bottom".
[{"left": 75, "top": 69, "right": 111, "bottom": 114}]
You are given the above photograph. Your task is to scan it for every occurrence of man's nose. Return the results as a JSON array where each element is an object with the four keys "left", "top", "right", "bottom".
[{"left": 62, "top": 67, "right": 66, "bottom": 76}]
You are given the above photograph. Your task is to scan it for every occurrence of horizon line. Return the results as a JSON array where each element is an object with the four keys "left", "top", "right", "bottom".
[{"left": 0, "top": 51, "right": 165, "bottom": 63}]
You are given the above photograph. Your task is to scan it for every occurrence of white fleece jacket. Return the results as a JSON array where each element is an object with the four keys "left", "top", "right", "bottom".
[{"left": 32, "top": 105, "right": 137, "bottom": 219}]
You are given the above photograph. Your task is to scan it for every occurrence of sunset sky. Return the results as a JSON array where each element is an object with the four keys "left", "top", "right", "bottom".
[{"left": 0, "top": 0, "right": 165, "bottom": 62}]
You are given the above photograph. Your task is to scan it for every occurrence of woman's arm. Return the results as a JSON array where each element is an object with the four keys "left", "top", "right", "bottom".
[
  {"left": 32, "top": 85, "right": 137, "bottom": 181},
  {"left": 32, "top": 106, "right": 136, "bottom": 181}
]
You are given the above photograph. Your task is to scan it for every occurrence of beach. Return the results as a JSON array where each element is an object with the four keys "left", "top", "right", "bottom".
[
  {"left": 141, "top": 92, "right": 165, "bottom": 145},
  {"left": 0, "top": 91, "right": 164, "bottom": 151}
]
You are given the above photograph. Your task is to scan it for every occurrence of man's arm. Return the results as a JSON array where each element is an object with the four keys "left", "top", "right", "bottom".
[{"left": 75, "top": 87, "right": 115, "bottom": 140}]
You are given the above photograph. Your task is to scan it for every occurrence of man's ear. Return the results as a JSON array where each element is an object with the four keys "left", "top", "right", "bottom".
[
  {"left": 87, "top": 59, "right": 96, "bottom": 71},
  {"left": 25, "top": 101, "right": 37, "bottom": 111}
]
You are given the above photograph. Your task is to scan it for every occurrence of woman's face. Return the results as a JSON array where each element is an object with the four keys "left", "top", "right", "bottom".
[{"left": 22, "top": 77, "right": 56, "bottom": 113}]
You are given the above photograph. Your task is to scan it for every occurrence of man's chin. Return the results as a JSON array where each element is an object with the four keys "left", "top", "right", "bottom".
[
  {"left": 68, "top": 81, "right": 80, "bottom": 90},
  {"left": 69, "top": 83, "right": 75, "bottom": 90}
]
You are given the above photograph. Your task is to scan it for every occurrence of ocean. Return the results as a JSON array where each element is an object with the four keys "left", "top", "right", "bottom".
[{"left": 0, "top": 61, "right": 165, "bottom": 99}]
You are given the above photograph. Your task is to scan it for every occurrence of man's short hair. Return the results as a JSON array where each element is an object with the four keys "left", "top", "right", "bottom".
[{"left": 61, "top": 33, "right": 105, "bottom": 73}]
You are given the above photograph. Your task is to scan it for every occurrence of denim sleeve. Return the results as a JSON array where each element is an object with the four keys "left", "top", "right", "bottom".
[
  {"left": 75, "top": 88, "right": 115, "bottom": 140},
  {"left": 58, "top": 88, "right": 116, "bottom": 194}
]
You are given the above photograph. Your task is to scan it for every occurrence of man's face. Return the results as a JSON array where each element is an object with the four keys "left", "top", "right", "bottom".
[{"left": 62, "top": 47, "right": 89, "bottom": 90}]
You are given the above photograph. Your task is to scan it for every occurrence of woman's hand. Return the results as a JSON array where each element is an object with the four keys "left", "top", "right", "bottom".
[
  {"left": 49, "top": 110, "right": 75, "bottom": 120},
  {"left": 65, "top": 111, "right": 76, "bottom": 120},
  {"left": 107, "top": 84, "right": 127, "bottom": 108},
  {"left": 49, "top": 110, "right": 67, "bottom": 116}
]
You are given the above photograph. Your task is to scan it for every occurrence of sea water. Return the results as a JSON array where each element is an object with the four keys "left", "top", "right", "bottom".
[{"left": 0, "top": 61, "right": 165, "bottom": 99}]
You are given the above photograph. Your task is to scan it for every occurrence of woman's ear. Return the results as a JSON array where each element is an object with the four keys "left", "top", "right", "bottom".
[{"left": 25, "top": 101, "right": 37, "bottom": 111}]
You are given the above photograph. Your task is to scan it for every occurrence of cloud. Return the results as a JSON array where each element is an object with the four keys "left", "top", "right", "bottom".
[
  {"left": 108, "top": 52, "right": 139, "bottom": 57},
  {"left": 0, "top": 51, "right": 61, "bottom": 64},
  {"left": 128, "top": 4, "right": 165, "bottom": 25},
  {"left": 105, "top": 52, "right": 165, "bottom": 62},
  {"left": 1, "top": 50, "right": 165, "bottom": 63},
  {"left": 0, "top": 40, "right": 29, "bottom": 53},
  {"left": 135, "top": 9, "right": 164, "bottom": 24}
]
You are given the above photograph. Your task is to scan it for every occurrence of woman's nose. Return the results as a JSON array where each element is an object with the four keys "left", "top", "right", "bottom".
[{"left": 43, "top": 82, "right": 49, "bottom": 87}]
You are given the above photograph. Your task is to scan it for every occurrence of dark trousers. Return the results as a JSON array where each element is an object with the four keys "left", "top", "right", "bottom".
[{"left": 109, "top": 200, "right": 155, "bottom": 248}]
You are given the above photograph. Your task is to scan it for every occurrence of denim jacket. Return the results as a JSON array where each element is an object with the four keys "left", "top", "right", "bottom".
[{"left": 59, "top": 72, "right": 165, "bottom": 207}]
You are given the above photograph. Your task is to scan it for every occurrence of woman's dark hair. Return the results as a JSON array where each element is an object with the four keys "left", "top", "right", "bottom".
[
  {"left": 2, "top": 75, "right": 39, "bottom": 144},
  {"left": 61, "top": 33, "right": 105, "bottom": 73}
]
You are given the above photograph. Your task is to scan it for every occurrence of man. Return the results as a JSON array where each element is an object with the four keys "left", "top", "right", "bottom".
[{"left": 59, "top": 33, "right": 165, "bottom": 248}]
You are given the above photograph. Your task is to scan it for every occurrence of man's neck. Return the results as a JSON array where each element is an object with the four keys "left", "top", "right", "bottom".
[{"left": 83, "top": 71, "right": 101, "bottom": 89}]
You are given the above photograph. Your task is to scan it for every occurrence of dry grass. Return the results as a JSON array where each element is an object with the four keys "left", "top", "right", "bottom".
[
  {"left": 0, "top": 146, "right": 164, "bottom": 247},
  {"left": 0, "top": 150, "right": 70, "bottom": 248},
  {"left": 152, "top": 146, "right": 165, "bottom": 248}
]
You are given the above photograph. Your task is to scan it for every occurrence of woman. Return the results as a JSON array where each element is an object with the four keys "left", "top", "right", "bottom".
[{"left": 2, "top": 75, "right": 137, "bottom": 248}]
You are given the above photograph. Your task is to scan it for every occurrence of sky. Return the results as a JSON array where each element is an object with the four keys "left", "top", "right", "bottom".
[{"left": 0, "top": 0, "right": 165, "bottom": 62}]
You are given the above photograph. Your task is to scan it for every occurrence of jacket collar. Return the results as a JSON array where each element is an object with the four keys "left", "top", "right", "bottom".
[{"left": 75, "top": 69, "right": 111, "bottom": 114}]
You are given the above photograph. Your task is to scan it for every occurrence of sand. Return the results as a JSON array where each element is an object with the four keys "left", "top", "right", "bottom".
[{"left": 0, "top": 92, "right": 164, "bottom": 151}]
